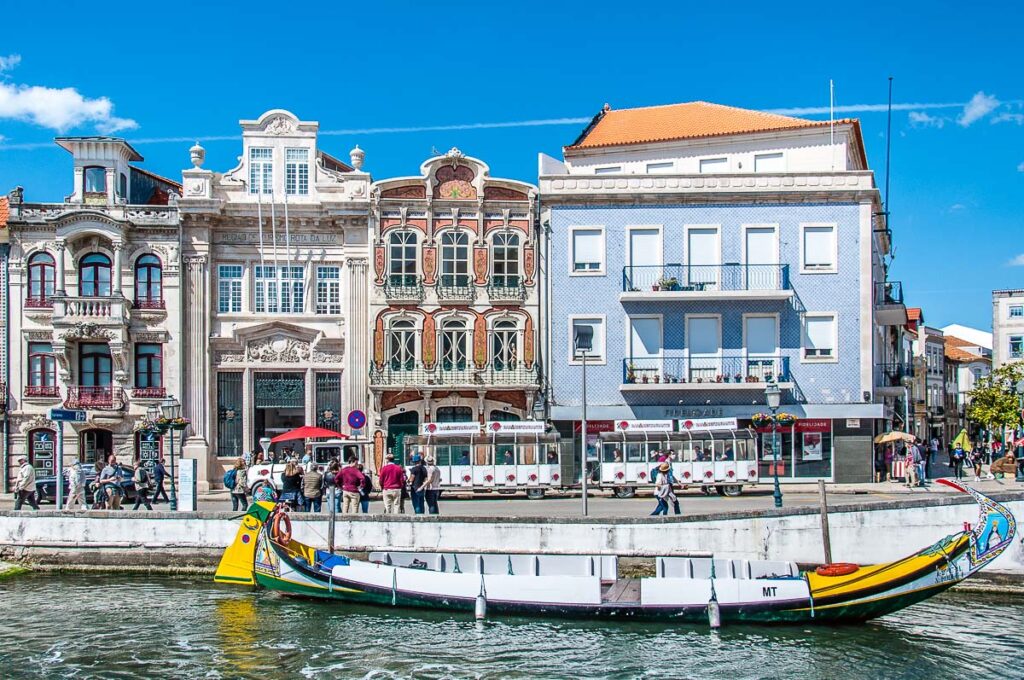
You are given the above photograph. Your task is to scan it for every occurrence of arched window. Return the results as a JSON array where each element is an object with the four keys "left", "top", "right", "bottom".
[
  {"left": 134, "top": 254, "right": 163, "bottom": 308},
  {"left": 80, "top": 253, "right": 112, "bottom": 297},
  {"left": 27, "top": 252, "right": 55, "bottom": 307},
  {"left": 440, "top": 231, "right": 470, "bottom": 287},
  {"left": 388, "top": 319, "right": 416, "bottom": 371},
  {"left": 492, "top": 232, "right": 520, "bottom": 287},
  {"left": 388, "top": 231, "right": 418, "bottom": 285},
  {"left": 492, "top": 320, "right": 519, "bottom": 371},
  {"left": 27, "top": 342, "right": 58, "bottom": 396},
  {"left": 440, "top": 319, "right": 468, "bottom": 370},
  {"left": 436, "top": 406, "right": 473, "bottom": 423}
]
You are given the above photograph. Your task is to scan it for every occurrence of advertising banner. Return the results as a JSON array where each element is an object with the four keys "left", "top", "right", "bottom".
[
  {"left": 485, "top": 421, "right": 546, "bottom": 435},
  {"left": 420, "top": 422, "right": 482, "bottom": 437},
  {"left": 678, "top": 417, "right": 739, "bottom": 432},
  {"left": 614, "top": 420, "right": 673, "bottom": 433}
]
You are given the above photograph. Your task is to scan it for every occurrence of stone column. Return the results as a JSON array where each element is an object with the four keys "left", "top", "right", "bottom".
[
  {"left": 105, "top": 168, "right": 116, "bottom": 205},
  {"left": 72, "top": 167, "right": 84, "bottom": 202},
  {"left": 346, "top": 258, "right": 370, "bottom": 435},
  {"left": 182, "top": 255, "right": 211, "bottom": 490},
  {"left": 112, "top": 241, "right": 123, "bottom": 296},
  {"left": 242, "top": 367, "right": 253, "bottom": 455}
]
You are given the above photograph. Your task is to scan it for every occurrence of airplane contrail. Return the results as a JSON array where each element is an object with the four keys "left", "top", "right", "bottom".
[{"left": 766, "top": 102, "right": 966, "bottom": 115}]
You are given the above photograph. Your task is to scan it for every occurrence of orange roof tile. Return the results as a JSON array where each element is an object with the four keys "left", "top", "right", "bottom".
[
  {"left": 945, "top": 345, "right": 983, "bottom": 363},
  {"left": 944, "top": 335, "right": 973, "bottom": 348},
  {"left": 0, "top": 196, "right": 8, "bottom": 229},
  {"left": 567, "top": 101, "right": 861, "bottom": 152},
  {"left": 907, "top": 308, "right": 923, "bottom": 322}
]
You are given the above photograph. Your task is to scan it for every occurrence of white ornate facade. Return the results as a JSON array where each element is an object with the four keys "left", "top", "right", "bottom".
[
  {"left": 3, "top": 138, "right": 183, "bottom": 484},
  {"left": 178, "top": 110, "right": 371, "bottom": 490}
]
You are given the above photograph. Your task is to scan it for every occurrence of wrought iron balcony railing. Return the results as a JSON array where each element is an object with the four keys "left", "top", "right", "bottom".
[
  {"left": 487, "top": 275, "right": 526, "bottom": 302},
  {"left": 875, "top": 280, "right": 904, "bottom": 305},
  {"left": 623, "top": 354, "right": 790, "bottom": 385},
  {"left": 134, "top": 298, "right": 166, "bottom": 310},
  {"left": 383, "top": 274, "right": 425, "bottom": 302},
  {"left": 64, "top": 385, "right": 127, "bottom": 410},
  {"left": 25, "top": 296, "right": 54, "bottom": 309},
  {"left": 436, "top": 275, "right": 475, "bottom": 301},
  {"left": 25, "top": 384, "right": 61, "bottom": 398},
  {"left": 622, "top": 264, "right": 790, "bottom": 294},
  {"left": 370, "top": 361, "right": 539, "bottom": 387},
  {"left": 131, "top": 386, "right": 167, "bottom": 399},
  {"left": 875, "top": 362, "right": 914, "bottom": 387}
]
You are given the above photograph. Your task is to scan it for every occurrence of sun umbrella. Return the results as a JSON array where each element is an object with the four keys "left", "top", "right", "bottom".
[
  {"left": 270, "top": 426, "right": 348, "bottom": 443},
  {"left": 873, "top": 431, "right": 916, "bottom": 444},
  {"left": 951, "top": 428, "right": 973, "bottom": 452}
]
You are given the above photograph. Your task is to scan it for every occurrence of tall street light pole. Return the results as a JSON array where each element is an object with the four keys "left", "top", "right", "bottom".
[
  {"left": 162, "top": 395, "right": 181, "bottom": 511},
  {"left": 765, "top": 382, "right": 782, "bottom": 508},
  {"left": 574, "top": 325, "right": 594, "bottom": 517}
]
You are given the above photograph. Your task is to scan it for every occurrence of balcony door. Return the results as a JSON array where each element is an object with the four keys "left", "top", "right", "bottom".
[
  {"left": 686, "top": 227, "right": 719, "bottom": 290},
  {"left": 79, "top": 343, "right": 112, "bottom": 387},
  {"left": 80, "top": 253, "right": 112, "bottom": 297},
  {"left": 627, "top": 228, "right": 661, "bottom": 290},
  {"left": 628, "top": 316, "right": 663, "bottom": 381},
  {"left": 440, "top": 320, "right": 469, "bottom": 370},
  {"left": 686, "top": 316, "right": 721, "bottom": 382},
  {"left": 744, "top": 315, "right": 779, "bottom": 381},
  {"left": 388, "top": 320, "right": 416, "bottom": 371},
  {"left": 744, "top": 226, "right": 779, "bottom": 290}
]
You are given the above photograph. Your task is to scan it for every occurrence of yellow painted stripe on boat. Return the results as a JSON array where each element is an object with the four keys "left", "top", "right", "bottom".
[{"left": 789, "top": 579, "right": 955, "bottom": 613}]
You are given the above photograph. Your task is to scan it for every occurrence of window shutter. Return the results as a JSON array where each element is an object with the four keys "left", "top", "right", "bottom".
[{"left": 803, "top": 227, "right": 834, "bottom": 268}]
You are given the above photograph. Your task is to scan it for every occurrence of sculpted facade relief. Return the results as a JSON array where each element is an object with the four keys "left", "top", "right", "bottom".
[{"left": 215, "top": 334, "right": 345, "bottom": 366}]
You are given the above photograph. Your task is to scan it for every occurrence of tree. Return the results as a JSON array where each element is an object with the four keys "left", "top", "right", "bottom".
[{"left": 967, "top": 363, "right": 1024, "bottom": 440}]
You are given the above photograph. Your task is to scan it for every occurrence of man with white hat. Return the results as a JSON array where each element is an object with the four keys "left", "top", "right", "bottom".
[{"left": 14, "top": 456, "right": 39, "bottom": 511}]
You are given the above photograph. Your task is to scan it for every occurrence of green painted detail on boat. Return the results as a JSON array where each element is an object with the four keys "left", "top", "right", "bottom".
[{"left": 214, "top": 574, "right": 255, "bottom": 584}]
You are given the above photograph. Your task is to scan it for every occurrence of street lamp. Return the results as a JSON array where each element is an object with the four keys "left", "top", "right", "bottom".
[
  {"left": 161, "top": 395, "right": 181, "bottom": 511},
  {"left": 764, "top": 382, "right": 783, "bottom": 508},
  {"left": 574, "top": 324, "right": 594, "bottom": 517}
]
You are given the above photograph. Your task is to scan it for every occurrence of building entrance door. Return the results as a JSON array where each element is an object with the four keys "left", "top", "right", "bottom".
[
  {"left": 81, "top": 429, "right": 114, "bottom": 465},
  {"left": 254, "top": 372, "right": 305, "bottom": 459},
  {"left": 387, "top": 411, "right": 420, "bottom": 463}
]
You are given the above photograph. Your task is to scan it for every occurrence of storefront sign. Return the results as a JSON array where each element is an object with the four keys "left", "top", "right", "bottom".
[
  {"left": 846, "top": 419, "right": 861, "bottom": 428},
  {"left": 801, "top": 432, "right": 824, "bottom": 461},
  {"left": 215, "top": 232, "right": 342, "bottom": 245},
  {"left": 795, "top": 419, "right": 832, "bottom": 432},
  {"left": 614, "top": 420, "right": 673, "bottom": 433},
  {"left": 678, "top": 417, "right": 738, "bottom": 432},
  {"left": 138, "top": 434, "right": 160, "bottom": 472},
  {"left": 574, "top": 420, "right": 615, "bottom": 433},
  {"left": 421, "top": 422, "right": 481, "bottom": 437},
  {"left": 485, "top": 421, "right": 546, "bottom": 435}
]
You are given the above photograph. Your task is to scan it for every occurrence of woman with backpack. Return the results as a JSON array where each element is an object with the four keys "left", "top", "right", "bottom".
[
  {"left": 131, "top": 456, "right": 154, "bottom": 511},
  {"left": 226, "top": 458, "right": 248, "bottom": 511}
]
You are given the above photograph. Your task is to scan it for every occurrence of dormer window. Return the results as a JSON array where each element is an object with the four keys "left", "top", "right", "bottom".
[
  {"left": 285, "top": 148, "right": 309, "bottom": 195},
  {"left": 84, "top": 166, "right": 106, "bottom": 194},
  {"left": 249, "top": 148, "right": 272, "bottom": 194}
]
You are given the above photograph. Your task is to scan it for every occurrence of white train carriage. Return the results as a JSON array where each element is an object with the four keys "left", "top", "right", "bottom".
[
  {"left": 407, "top": 421, "right": 562, "bottom": 499},
  {"left": 598, "top": 426, "right": 758, "bottom": 498}
]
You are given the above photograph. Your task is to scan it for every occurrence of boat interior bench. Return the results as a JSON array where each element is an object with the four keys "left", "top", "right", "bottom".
[
  {"left": 656, "top": 557, "right": 799, "bottom": 579},
  {"left": 369, "top": 551, "right": 618, "bottom": 580}
]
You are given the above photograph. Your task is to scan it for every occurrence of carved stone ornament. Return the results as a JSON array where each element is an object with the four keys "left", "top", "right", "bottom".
[
  {"left": 186, "top": 179, "right": 206, "bottom": 196},
  {"left": 265, "top": 116, "right": 297, "bottom": 135},
  {"left": 246, "top": 336, "right": 311, "bottom": 363},
  {"left": 60, "top": 322, "right": 116, "bottom": 341},
  {"left": 18, "top": 413, "right": 56, "bottom": 434}
]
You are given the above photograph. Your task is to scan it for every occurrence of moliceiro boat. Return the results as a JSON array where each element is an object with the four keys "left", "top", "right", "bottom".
[{"left": 214, "top": 481, "right": 1015, "bottom": 625}]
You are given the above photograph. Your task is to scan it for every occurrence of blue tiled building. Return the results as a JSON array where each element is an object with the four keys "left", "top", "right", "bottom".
[{"left": 538, "top": 102, "right": 906, "bottom": 483}]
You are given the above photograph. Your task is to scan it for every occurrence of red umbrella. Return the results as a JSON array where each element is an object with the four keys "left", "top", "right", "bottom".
[{"left": 270, "top": 426, "right": 348, "bottom": 443}]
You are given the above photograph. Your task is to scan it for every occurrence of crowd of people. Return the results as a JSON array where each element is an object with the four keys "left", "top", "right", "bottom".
[
  {"left": 874, "top": 437, "right": 1020, "bottom": 487},
  {"left": 13, "top": 453, "right": 171, "bottom": 511}
]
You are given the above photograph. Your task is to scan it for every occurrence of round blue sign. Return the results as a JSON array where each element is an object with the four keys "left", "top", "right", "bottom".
[{"left": 347, "top": 409, "right": 367, "bottom": 430}]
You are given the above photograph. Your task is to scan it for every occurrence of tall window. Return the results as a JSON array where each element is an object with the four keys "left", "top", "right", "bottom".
[
  {"left": 492, "top": 233, "right": 520, "bottom": 287},
  {"left": 118, "top": 173, "right": 128, "bottom": 200},
  {"left": 492, "top": 320, "right": 519, "bottom": 370},
  {"left": 441, "top": 319, "right": 469, "bottom": 369},
  {"left": 1010, "top": 336, "right": 1024, "bottom": 359},
  {"left": 388, "top": 231, "right": 417, "bottom": 285},
  {"left": 134, "top": 254, "right": 163, "bottom": 308},
  {"left": 84, "top": 166, "right": 106, "bottom": 194},
  {"left": 440, "top": 231, "right": 470, "bottom": 286},
  {"left": 249, "top": 147, "right": 273, "bottom": 194},
  {"left": 79, "top": 253, "right": 112, "bottom": 297},
  {"left": 255, "top": 265, "right": 304, "bottom": 313},
  {"left": 801, "top": 224, "right": 837, "bottom": 272},
  {"left": 389, "top": 320, "right": 416, "bottom": 370},
  {"left": 134, "top": 344, "right": 163, "bottom": 389},
  {"left": 28, "top": 342, "right": 57, "bottom": 395},
  {"left": 27, "top": 252, "right": 55, "bottom": 307},
  {"left": 571, "top": 317, "right": 606, "bottom": 363},
  {"left": 285, "top": 148, "right": 309, "bottom": 195},
  {"left": 316, "top": 266, "right": 341, "bottom": 315},
  {"left": 218, "top": 265, "right": 243, "bottom": 313},
  {"left": 571, "top": 228, "right": 604, "bottom": 273},
  {"left": 79, "top": 343, "right": 112, "bottom": 387},
  {"left": 802, "top": 314, "right": 837, "bottom": 360}
]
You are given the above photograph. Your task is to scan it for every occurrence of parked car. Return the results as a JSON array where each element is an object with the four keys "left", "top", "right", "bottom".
[{"left": 34, "top": 463, "right": 138, "bottom": 505}]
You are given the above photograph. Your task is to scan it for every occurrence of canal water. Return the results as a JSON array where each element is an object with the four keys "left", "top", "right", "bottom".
[{"left": 1, "top": 574, "right": 1022, "bottom": 679}]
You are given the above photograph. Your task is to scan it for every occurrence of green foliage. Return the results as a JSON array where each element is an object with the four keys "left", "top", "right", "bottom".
[{"left": 967, "top": 363, "right": 1024, "bottom": 430}]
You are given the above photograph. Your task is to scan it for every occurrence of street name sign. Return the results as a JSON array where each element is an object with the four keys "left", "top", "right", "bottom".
[{"left": 50, "top": 409, "right": 87, "bottom": 422}]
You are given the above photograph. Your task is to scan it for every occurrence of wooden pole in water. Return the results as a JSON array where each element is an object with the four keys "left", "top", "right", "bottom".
[
  {"left": 818, "top": 479, "right": 833, "bottom": 564},
  {"left": 328, "top": 485, "right": 336, "bottom": 554}
]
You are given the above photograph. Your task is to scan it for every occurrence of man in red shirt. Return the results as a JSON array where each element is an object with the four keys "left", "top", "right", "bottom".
[
  {"left": 335, "top": 457, "right": 366, "bottom": 514},
  {"left": 377, "top": 453, "right": 405, "bottom": 514}
]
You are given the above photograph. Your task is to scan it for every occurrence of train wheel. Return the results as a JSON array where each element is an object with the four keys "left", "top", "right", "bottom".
[
  {"left": 715, "top": 484, "right": 743, "bottom": 497},
  {"left": 613, "top": 486, "right": 636, "bottom": 499},
  {"left": 526, "top": 488, "right": 545, "bottom": 500}
]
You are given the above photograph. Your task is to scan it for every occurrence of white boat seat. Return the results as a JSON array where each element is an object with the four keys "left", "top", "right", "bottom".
[{"left": 748, "top": 560, "right": 800, "bottom": 578}]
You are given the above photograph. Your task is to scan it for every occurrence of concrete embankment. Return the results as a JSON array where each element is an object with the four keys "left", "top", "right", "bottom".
[{"left": 2, "top": 492, "right": 1022, "bottom": 587}]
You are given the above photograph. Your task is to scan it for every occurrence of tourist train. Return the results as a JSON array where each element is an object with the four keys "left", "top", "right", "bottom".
[{"left": 214, "top": 481, "right": 1015, "bottom": 625}]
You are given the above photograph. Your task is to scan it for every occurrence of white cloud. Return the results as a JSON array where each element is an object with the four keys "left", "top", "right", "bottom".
[
  {"left": 1018, "top": 161, "right": 1024, "bottom": 172},
  {"left": 993, "top": 112, "right": 1024, "bottom": 125},
  {"left": 958, "top": 91, "right": 1000, "bottom": 126},
  {"left": 908, "top": 111, "right": 946, "bottom": 128},
  {"left": 0, "top": 54, "right": 20, "bottom": 72},
  {"left": 1008, "top": 254, "right": 1024, "bottom": 266},
  {"left": 948, "top": 203, "right": 966, "bottom": 212},
  {"left": 0, "top": 80, "right": 137, "bottom": 133}
]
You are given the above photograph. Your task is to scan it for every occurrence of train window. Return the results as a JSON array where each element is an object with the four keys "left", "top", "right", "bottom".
[
  {"left": 624, "top": 443, "right": 645, "bottom": 462},
  {"left": 734, "top": 440, "right": 752, "bottom": 461},
  {"left": 603, "top": 444, "right": 623, "bottom": 463},
  {"left": 497, "top": 445, "right": 516, "bottom": 465},
  {"left": 712, "top": 441, "right": 726, "bottom": 461},
  {"left": 543, "top": 445, "right": 559, "bottom": 465},
  {"left": 520, "top": 445, "right": 537, "bottom": 465}
]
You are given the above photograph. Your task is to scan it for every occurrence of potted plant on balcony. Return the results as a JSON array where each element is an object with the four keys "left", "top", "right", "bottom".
[
  {"left": 626, "top": 363, "right": 637, "bottom": 384},
  {"left": 733, "top": 373, "right": 743, "bottom": 383},
  {"left": 658, "top": 276, "right": 680, "bottom": 291},
  {"left": 715, "top": 374, "right": 723, "bottom": 383},
  {"left": 641, "top": 374, "right": 649, "bottom": 384},
  {"left": 653, "top": 374, "right": 660, "bottom": 383}
]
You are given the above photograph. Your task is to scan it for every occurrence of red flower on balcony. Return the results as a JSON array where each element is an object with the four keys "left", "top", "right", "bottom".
[
  {"left": 132, "top": 387, "right": 167, "bottom": 399},
  {"left": 65, "top": 385, "right": 125, "bottom": 410}
]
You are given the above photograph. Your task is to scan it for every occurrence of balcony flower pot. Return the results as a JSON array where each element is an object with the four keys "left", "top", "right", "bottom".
[
  {"left": 652, "top": 285, "right": 660, "bottom": 291},
  {"left": 734, "top": 374, "right": 743, "bottom": 383},
  {"left": 654, "top": 375, "right": 660, "bottom": 383},
  {"left": 642, "top": 375, "right": 649, "bottom": 384},
  {"left": 715, "top": 375, "right": 723, "bottom": 383},
  {"left": 765, "top": 373, "right": 774, "bottom": 382}
]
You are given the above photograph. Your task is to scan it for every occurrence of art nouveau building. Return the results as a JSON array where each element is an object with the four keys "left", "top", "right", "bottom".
[
  {"left": 368, "top": 150, "right": 540, "bottom": 454},
  {"left": 178, "top": 110, "right": 371, "bottom": 490},
  {"left": 3, "top": 138, "right": 182, "bottom": 484}
]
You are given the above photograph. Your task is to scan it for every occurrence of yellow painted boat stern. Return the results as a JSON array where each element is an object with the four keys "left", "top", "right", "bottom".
[{"left": 214, "top": 501, "right": 276, "bottom": 586}]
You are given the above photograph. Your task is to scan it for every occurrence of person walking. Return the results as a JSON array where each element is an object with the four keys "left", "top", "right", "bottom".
[
  {"left": 650, "top": 462, "right": 671, "bottom": 516},
  {"left": 65, "top": 461, "right": 87, "bottom": 511},
  {"left": 357, "top": 463, "right": 373, "bottom": 513},
  {"left": 227, "top": 458, "right": 248, "bottom": 511},
  {"left": 378, "top": 453, "right": 405, "bottom": 514},
  {"left": 13, "top": 456, "right": 39, "bottom": 511},
  {"left": 969, "top": 446, "right": 985, "bottom": 482},
  {"left": 325, "top": 459, "right": 341, "bottom": 513},
  {"left": 408, "top": 455, "right": 428, "bottom": 515},
  {"left": 131, "top": 457, "right": 154, "bottom": 511},
  {"left": 337, "top": 458, "right": 365, "bottom": 514},
  {"left": 302, "top": 465, "right": 324, "bottom": 513},
  {"left": 151, "top": 457, "right": 169, "bottom": 504},
  {"left": 98, "top": 455, "right": 124, "bottom": 510},
  {"left": 424, "top": 457, "right": 442, "bottom": 515},
  {"left": 951, "top": 443, "right": 966, "bottom": 481}
]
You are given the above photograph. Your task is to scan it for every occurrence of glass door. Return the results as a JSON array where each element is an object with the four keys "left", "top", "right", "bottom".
[
  {"left": 745, "top": 227, "right": 778, "bottom": 290},
  {"left": 686, "top": 316, "right": 721, "bottom": 382},
  {"left": 744, "top": 315, "right": 779, "bottom": 382},
  {"left": 687, "top": 227, "right": 719, "bottom": 290},
  {"left": 628, "top": 316, "right": 663, "bottom": 382}
]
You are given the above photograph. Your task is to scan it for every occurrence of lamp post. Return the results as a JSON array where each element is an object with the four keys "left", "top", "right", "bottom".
[
  {"left": 765, "top": 382, "right": 783, "bottom": 508},
  {"left": 574, "top": 325, "right": 594, "bottom": 517},
  {"left": 161, "top": 395, "right": 181, "bottom": 511}
]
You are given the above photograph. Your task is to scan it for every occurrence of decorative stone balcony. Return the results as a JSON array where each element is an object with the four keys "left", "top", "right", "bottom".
[
  {"left": 52, "top": 296, "right": 131, "bottom": 326},
  {"left": 370, "top": 361, "right": 539, "bottom": 388},
  {"left": 64, "top": 385, "right": 127, "bottom": 411}
]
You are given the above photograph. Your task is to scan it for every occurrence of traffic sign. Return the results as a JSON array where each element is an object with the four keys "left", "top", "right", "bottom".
[
  {"left": 347, "top": 409, "right": 367, "bottom": 430},
  {"left": 50, "top": 408, "right": 87, "bottom": 422}
]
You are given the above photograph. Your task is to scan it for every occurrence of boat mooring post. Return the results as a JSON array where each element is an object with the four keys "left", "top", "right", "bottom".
[
  {"left": 818, "top": 479, "right": 833, "bottom": 564},
  {"left": 328, "top": 485, "right": 336, "bottom": 554}
]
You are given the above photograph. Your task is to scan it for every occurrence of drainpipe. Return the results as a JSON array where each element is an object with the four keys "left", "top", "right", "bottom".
[{"left": 2, "top": 242, "right": 9, "bottom": 491}]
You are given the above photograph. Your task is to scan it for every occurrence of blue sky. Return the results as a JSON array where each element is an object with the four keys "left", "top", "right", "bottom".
[{"left": 1, "top": 1, "right": 1021, "bottom": 331}]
